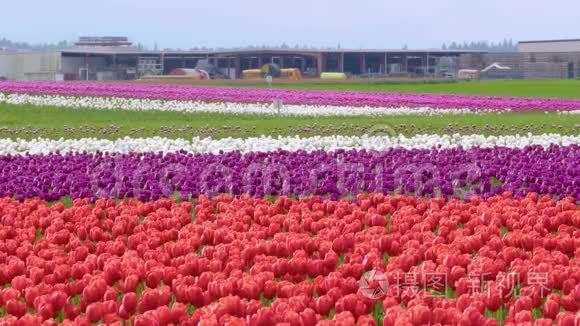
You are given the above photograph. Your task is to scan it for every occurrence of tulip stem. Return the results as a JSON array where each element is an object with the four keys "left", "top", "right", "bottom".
[
  {"left": 336, "top": 253, "right": 345, "bottom": 267},
  {"left": 325, "top": 308, "right": 336, "bottom": 320}
]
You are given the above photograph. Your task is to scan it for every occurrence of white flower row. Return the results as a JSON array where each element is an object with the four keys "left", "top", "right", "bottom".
[
  {"left": 558, "top": 110, "right": 580, "bottom": 115},
  {"left": 0, "top": 134, "right": 577, "bottom": 155},
  {"left": 0, "top": 93, "right": 501, "bottom": 116}
]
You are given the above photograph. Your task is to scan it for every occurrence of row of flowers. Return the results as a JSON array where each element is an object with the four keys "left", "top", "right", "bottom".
[
  {"left": 2, "top": 80, "right": 580, "bottom": 111},
  {"left": 0, "top": 145, "right": 577, "bottom": 201},
  {"left": 0, "top": 134, "right": 578, "bottom": 155},
  {"left": 0, "top": 193, "right": 578, "bottom": 325},
  {"left": 0, "top": 93, "right": 503, "bottom": 117}
]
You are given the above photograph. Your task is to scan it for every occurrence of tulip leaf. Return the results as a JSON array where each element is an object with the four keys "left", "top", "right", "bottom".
[
  {"left": 500, "top": 226, "right": 508, "bottom": 236},
  {"left": 385, "top": 221, "right": 392, "bottom": 233},
  {"left": 325, "top": 308, "right": 335, "bottom": 320},
  {"left": 169, "top": 294, "right": 177, "bottom": 308},
  {"left": 196, "top": 245, "right": 205, "bottom": 255},
  {"left": 34, "top": 228, "right": 43, "bottom": 243},
  {"left": 444, "top": 287, "right": 456, "bottom": 299},
  {"left": 0, "top": 307, "right": 5, "bottom": 317},
  {"left": 492, "top": 306, "right": 507, "bottom": 325},
  {"left": 259, "top": 294, "right": 275, "bottom": 307},
  {"left": 337, "top": 253, "right": 345, "bottom": 267},
  {"left": 69, "top": 294, "right": 81, "bottom": 305},
  {"left": 172, "top": 191, "right": 182, "bottom": 203},
  {"left": 484, "top": 308, "right": 495, "bottom": 319},
  {"left": 433, "top": 189, "right": 443, "bottom": 198},
  {"left": 55, "top": 309, "right": 65, "bottom": 323},
  {"left": 379, "top": 250, "right": 390, "bottom": 265},
  {"left": 186, "top": 303, "right": 196, "bottom": 316},
  {"left": 489, "top": 177, "right": 503, "bottom": 186},
  {"left": 531, "top": 308, "right": 542, "bottom": 320},
  {"left": 371, "top": 301, "right": 384, "bottom": 325},
  {"left": 61, "top": 196, "right": 72, "bottom": 208},
  {"left": 513, "top": 283, "right": 522, "bottom": 297},
  {"left": 136, "top": 282, "right": 146, "bottom": 298}
]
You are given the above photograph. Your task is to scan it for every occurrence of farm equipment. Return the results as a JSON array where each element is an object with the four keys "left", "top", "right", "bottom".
[
  {"left": 242, "top": 63, "right": 302, "bottom": 80},
  {"left": 459, "top": 63, "right": 511, "bottom": 80}
]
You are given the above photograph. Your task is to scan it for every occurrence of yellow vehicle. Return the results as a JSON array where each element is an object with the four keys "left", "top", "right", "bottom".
[
  {"left": 243, "top": 64, "right": 302, "bottom": 80},
  {"left": 242, "top": 69, "right": 263, "bottom": 79},
  {"left": 320, "top": 72, "right": 347, "bottom": 80}
]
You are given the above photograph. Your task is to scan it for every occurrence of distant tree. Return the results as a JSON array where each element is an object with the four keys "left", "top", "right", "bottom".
[
  {"left": 443, "top": 39, "right": 516, "bottom": 52},
  {"left": 0, "top": 36, "right": 72, "bottom": 50}
]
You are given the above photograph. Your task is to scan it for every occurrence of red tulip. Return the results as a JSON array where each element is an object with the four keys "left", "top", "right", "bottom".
[
  {"left": 6, "top": 299, "right": 26, "bottom": 318},
  {"left": 409, "top": 304, "right": 431, "bottom": 325},
  {"left": 64, "top": 303, "right": 81, "bottom": 320},
  {"left": 85, "top": 302, "right": 103, "bottom": 323},
  {"left": 543, "top": 299, "right": 559, "bottom": 319}
]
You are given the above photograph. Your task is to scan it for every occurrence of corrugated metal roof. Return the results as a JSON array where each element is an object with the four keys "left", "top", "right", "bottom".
[
  {"left": 57, "top": 47, "right": 483, "bottom": 56},
  {"left": 518, "top": 39, "right": 580, "bottom": 44}
]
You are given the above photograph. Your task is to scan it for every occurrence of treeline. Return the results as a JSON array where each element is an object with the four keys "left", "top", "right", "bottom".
[
  {"left": 1, "top": 36, "right": 518, "bottom": 52},
  {"left": 442, "top": 39, "right": 516, "bottom": 52},
  {"left": 0, "top": 37, "right": 72, "bottom": 50}
]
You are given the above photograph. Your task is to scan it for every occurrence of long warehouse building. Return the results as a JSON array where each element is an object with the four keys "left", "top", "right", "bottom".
[
  {"left": 0, "top": 48, "right": 471, "bottom": 81},
  {"left": 1, "top": 37, "right": 580, "bottom": 81}
]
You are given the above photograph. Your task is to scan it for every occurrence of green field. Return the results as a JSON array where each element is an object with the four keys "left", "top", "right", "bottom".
[
  {"left": 0, "top": 103, "right": 577, "bottom": 140},
  {"left": 266, "top": 79, "right": 580, "bottom": 99},
  {"left": 1, "top": 80, "right": 579, "bottom": 139},
  {"left": 142, "top": 79, "right": 580, "bottom": 99}
]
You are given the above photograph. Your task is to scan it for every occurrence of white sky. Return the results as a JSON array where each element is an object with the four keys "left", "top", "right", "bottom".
[{"left": 1, "top": 0, "right": 579, "bottom": 49}]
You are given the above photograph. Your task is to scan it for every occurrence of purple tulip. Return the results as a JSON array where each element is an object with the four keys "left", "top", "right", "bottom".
[
  {"left": 2, "top": 81, "right": 580, "bottom": 111},
  {"left": 0, "top": 145, "right": 577, "bottom": 201}
]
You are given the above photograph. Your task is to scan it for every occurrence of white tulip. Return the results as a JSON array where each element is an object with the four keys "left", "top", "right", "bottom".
[
  {"left": 0, "top": 93, "right": 507, "bottom": 117},
  {"left": 0, "top": 134, "right": 577, "bottom": 155}
]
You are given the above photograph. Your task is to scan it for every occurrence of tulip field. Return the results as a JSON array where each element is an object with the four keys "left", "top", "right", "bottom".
[{"left": 0, "top": 80, "right": 579, "bottom": 325}]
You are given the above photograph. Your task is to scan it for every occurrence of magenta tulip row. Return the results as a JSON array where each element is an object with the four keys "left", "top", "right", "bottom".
[{"left": 2, "top": 81, "right": 580, "bottom": 111}]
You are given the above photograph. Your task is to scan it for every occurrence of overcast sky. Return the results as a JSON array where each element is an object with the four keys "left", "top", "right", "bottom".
[{"left": 2, "top": 0, "right": 579, "bottom": 49}]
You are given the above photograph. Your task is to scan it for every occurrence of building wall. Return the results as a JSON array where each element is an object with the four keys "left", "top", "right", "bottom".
[
  {"left": 459, "top": 52, "right": 580, "bottom": 79},
  {"left": 0, "top": 53, "right": 16, "bottom": 79},
  {"left": 517, "top": 40, "right": 580, "bottom": 53},
  {"left": 61, "top": 56, "right": 108, "bottom": 79},
  {"left": 0, "top": 52, "right": 61, "bottom": 80}
]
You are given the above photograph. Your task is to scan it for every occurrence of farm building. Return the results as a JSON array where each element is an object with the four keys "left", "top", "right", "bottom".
[
  {"left": 1, "top": 37, "right": 580, "bottom": 81},
  {"left": 517, "top": 39, "right": 580, "bottom": 52},
  {"left": 458, "top": 39, "right": 580, "bottom": 79},
  {"left": 0, "top": 37, "right": 474, "bottom": 81}
]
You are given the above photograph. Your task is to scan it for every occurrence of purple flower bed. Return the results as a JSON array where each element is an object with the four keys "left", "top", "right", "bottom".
[
  {"left": 2, "top": 80, "right": 580, "bottom": 111},
  {"left": 0, "top": 145, "right": 577, "bottom": 201}
]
